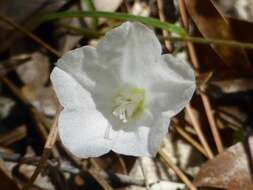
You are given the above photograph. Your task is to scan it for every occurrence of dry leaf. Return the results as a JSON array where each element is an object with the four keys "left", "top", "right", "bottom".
[
  {"left": 0, "top": 125, "right": 27, "bottom": 146},
  {"left": 0, "top": 0, "right": 65, "bottom": 52},
  {"left": 185, "top": 0, "right": 252, "bottom": 77},
  {"left": 16, "top": 52, "right": 49, "bottom": 88},
  {"left": 214, "top": 0, "right": 253, "bottom": 22},
  {"left": 210, "top": 78, "right": 253, "bottom": 93},
  {"left": 16, "top": 52, "right": 57, "bottom": 116},
  {"left": 0, "top": 159, "right": 20, "bottom": 190},
  {"left": 194, "top": 135, "right": 253, "bottom": 190}
]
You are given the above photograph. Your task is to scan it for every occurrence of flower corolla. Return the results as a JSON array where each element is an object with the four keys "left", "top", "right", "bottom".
[{"left": 51, "top": 22, "right": 195, "bottom": 157}]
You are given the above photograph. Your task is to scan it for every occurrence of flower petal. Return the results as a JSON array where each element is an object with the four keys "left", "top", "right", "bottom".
[
  {"left": 112, "top": 126, "right": 152, "bottom": 156},
  {"left": 56, "top": 46, "right": 98, "bottom": 91},
  {"left": 148, "top": 54, "right": 195, "bottom": 118},
  {"left": 51, "top": 67, "right": 111, "bottom": 157},
  {"left": 56, "top": 46, "right": 119, "bottom": 95},
  {"left": 111, "top": 110, "right": 170, "bottom": 157},
  {"left": 55, "top": 46, "right": 120, "bottom": 123},
  {"left": 111, "top": 110, "right": 155, "bottom": 157},
  {"left": 97, "top": 22, "right": 162, "bottom": 87},
  {"left": 148, "top": 114, "right": 171, "bottom": 155}
]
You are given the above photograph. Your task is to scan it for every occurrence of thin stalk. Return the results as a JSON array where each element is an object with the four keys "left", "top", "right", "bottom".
[
  {"left": 186, "top": 105, "right": 214, "bottom": 159},
  {"left": 22, "top": 108, "right": 61, "bottom": 190},
  {"left": 82, "top": 0, "right": 98, "bottom": 30},
  {"left": 167, "top": 36, "right": 253, "bottom": 50},
  {"left": 172, "top": 122, "right": 208, "bottom": 158},
  {"left": 200, "top": 88, "right": 224, "bottom": 153},
  {"left": 156, "top": 0, "right": 172, "bottom": 52},
  {"left": 55, "top": 23, "right": 253, "bottom": 51},
  {"left": 178, "top": 0, "right": 224, "bottom": 153},
  {"left": 158, "top": 150, "right": 197, "bottom": 190},
  {"left": 0, "top": 14, "right": 61, "bottom": 57}
]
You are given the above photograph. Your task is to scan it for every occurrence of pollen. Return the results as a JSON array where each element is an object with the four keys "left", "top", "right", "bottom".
[{"left": 112, "top": 87, "right": 145, "bottom": 123}]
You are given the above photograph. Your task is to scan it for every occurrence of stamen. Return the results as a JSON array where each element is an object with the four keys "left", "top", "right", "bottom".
[{"left": 112, "top": 87, "right": 145, "bottom": 123}]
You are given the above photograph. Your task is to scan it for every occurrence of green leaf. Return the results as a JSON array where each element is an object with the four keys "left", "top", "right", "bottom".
[{"left": 40, "top": 11, "right": 187, "bottom": 37}]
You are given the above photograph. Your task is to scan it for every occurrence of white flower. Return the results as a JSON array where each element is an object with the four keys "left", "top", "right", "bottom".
[{"left": 50, "top": 22, "right": 195, "bottom": 158}]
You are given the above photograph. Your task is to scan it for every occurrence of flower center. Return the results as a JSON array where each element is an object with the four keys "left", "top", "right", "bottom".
[{"left": 112, "top": 87, "right": 145, "bottom": 123}]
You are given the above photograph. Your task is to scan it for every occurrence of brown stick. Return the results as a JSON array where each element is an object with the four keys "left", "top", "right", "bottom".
[
  {"left": 200, "top": 88, "right": 224, "bottom": 153},
  {"left": 155, "top": 0, "right": 214, "bottom": 159},
  {"left": 172, "top": 122, "right": 208, "bottom": 157},
  {"left": 0, "top": 76, "right": 49, "bottom": 141},
  {"left": 22, "top": 108, "right": 61, "bottom": 190},
  {"left": 0, "top": 14, "right": 61, "bottom": 57},
  {"left": 158, "top": 149, "right": 197, "bottom": 190},
  {"left": 156, "top": 0, "right": 172, "bottom": 52},
  {"left": 178, "top": 0, "right": 224, "bottom": 153},
  {"left": 186, "top": 105, "right": 214, "bottom": 158}
]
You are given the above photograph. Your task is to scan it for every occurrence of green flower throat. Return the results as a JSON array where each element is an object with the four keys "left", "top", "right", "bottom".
[{"left": 112, "top": 87, "right": 145, "bottom": 123}]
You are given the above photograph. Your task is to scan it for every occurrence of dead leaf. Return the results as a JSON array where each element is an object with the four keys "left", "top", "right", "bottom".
[
  {"left": 0, "top": 159, "right": 20, "bottom": 190},
  {"left": 16, "top": 52, "right": 49, "bottom": 88},
  {"left": 185, "top": 0, "right": 252, "bottom": 77},
  {"left": 214, "top": 0, "right": 253, "bottom": 22},
  {"left": 0, "top": 97, "right": 15, "bottom": 119},
  {"left": 0, "top": 0, "right": 65, "bottom": 52},
  {"left": 210, "top": 78, "right": 253, "bottom": 93},
  {"left": 193, "top": 135, "right": 253, "bottom": 190},
  {"left": 19, "top": 164, "right": 54, "bottom": 189},
  {"left": 16, "top": 52, "right": 57, "bottom": 116},
  {"left": 0, "top": 125, "right": 27, "bottom": 146}
]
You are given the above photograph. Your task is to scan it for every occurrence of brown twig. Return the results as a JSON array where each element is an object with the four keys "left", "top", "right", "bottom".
[
  {"left": 0, "top": 125, "right": 27, "bottom": 146},
  {"left": 115, "top": 154, "right": 128, "bottom": 174},
  {"left": 158, "top": 149, "right": 197, "bottom": 190},
  {"left": 123, "top": 0, "right": 131, "bottom": 12},
  {"left": 1, "top": 151, "right": 145, "bottom": 187},
  {"left": 72, "top": 157, "right": 114, "bottom": 190},
  {"left": 1, "top": 38, "right": 114, "bottom": 190},
  {"left": 0, "top": 14, "right": 61, "bottom": 57},
  {"left": 0, "top": 76, "right": 49, "bottom": 141},
  {"left": 88, "top": 169, "right": 114, "bottom": 190},
  {"left": 178, "top": 0, "right": 224, "bottom": 153},
  {"left": 200, "top": 87, "right": 224, "bottom": 153},
  {"left": 178, "top": 0, "right": 189, "bottom": 30},
  {"left": 22, "top": 107, "right": 61, "bottom": 190},
  {"left": 172, "top": 121, "right": 208, "bottom": 157},
  {"left": 157, "top": 0, "right": 214, "bottom": 159},
  {"left": 185, "top": 105, "right": 214, "bottom": 159},
  {"left": 155, "top": 0, "right": 214, "bottom": 160},
  {"left": 156, "top": 0, "right": 172, "bottom": 52}
]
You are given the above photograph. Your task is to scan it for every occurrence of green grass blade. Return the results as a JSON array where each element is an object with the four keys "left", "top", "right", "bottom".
[
  {"left": 40, "top": 11, "right": 187, "bottom": 37},
  {"left": 82, "top": 0, "right": 98, "bottom": 30}
]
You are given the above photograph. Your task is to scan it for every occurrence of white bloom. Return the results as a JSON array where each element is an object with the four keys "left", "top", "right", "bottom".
[{"left": 50, "top": 22, "right": 195, "bottom": 157}]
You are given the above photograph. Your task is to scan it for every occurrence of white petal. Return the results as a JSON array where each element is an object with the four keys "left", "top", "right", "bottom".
[
  {"left": 111, "top": 110, "right": 170, "bottom": 157},
  {"left": 111, "top": 110, "right": 155, "bottom": 157},
  {"left": 56, "top": 46, "right": 119, "bottom": 98},
  {"left": 55, "top": 45, "right": 120, "bottom": 122},
  {"left": 56, "top": 46, "right": 98, "bottom": 91},
  {"left": 51, "top": 67, "right": 111, "bottom": 157},
  {"left": 112, "top": 127, "right": 152, "bottom": 156},
  {"left": 97, "top": 22, "right": 162, "bottom": 87},
  {"left": 148, "top": 54, "right": 195, "bottom": 118},
  {"left": 148, "top": 114, "right": 171, "bottom": 155}
]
